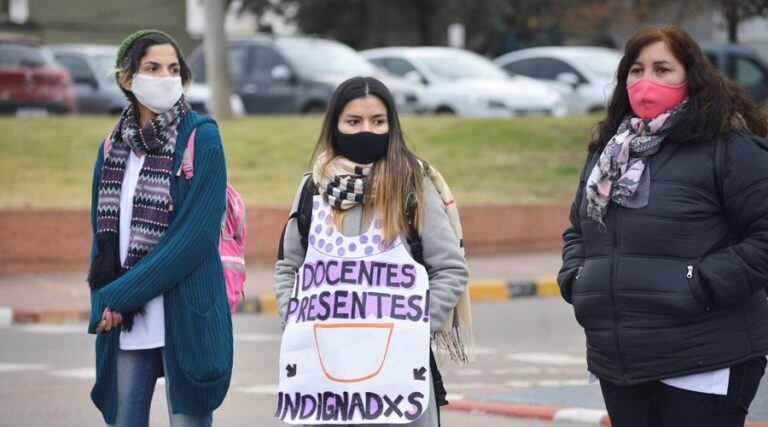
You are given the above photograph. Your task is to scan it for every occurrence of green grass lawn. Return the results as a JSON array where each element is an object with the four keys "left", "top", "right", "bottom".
[{"left": 0, "top": 114, "right": 598, "bottom": 209}]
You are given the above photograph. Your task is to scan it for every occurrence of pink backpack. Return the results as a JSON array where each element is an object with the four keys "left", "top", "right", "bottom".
[{"left": 104, "top": 129, "right": 247, "bottom": 313}]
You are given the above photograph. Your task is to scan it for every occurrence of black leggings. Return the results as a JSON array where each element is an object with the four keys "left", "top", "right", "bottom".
[{"left": 599, "top": 357, "right": 766, "bottom": 427}]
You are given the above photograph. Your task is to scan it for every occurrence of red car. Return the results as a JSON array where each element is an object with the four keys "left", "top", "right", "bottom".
[{"left": 0, "top": 34, "right": 75, "bottom": 114}]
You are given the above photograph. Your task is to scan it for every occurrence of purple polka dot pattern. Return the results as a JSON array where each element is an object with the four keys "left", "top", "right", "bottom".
[{"left": 308, "top": 199, "right": 405, "bottom": 257}]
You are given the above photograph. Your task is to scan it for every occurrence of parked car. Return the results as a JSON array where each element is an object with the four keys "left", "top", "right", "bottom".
[
  {"left": 49, "top": 44, "right": 126, "bottom": 114},
  {"left": 0, "top": 33, "right": 75, "bottom": 115},
  {"left": 701, "top": 42, "right": 768, "bottom": 106},
  {"left": 50, "top": 44, "right": 244, "bottom": 116},
  {"left": 494, "top": 46, "right": 622, "bottom": 114},
  {"left": 362, "top": 46, "right": 566, "bottom": 117},
  {"left": 188, "top": 35, "right": 424, "bottom": 115}
]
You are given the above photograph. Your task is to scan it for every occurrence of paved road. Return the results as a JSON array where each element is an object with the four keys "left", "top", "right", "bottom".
[{"left": 1, "top": 298, "right": 765, "bottom": 426}]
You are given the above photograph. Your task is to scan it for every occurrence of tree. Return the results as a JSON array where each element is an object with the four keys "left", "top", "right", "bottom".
[
  {"left": 203, "top": 0, "right": 233, "bottom": 119},
  {"left": 717, "top": 0, "right": 768, "bottom": 43}
]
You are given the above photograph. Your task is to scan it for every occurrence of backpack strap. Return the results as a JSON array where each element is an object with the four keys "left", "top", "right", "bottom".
[
  {"left": 295, "top": 173, "right": 318, "bottom": 252},
  {"left": 102, "top": 133, "right": 111, "bottom": 159},
  {"left": 177, "top": 128, "right": 197, "bottom": 178},
  {"left": 405, "top": 193, "right": 425, "bottom": 267}
]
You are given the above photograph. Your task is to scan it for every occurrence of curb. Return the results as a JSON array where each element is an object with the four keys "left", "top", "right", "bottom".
[
  {"left": 1, "top": 276, "right": 559, "bottom": 325},
  {"left": 446, "top": 399, "right": 768, "bottom": 427}
]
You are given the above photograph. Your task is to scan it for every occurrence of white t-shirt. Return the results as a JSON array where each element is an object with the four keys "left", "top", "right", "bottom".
[
  {"left": 118, "top": 151, "right": 165, "bottom": 350},
  {"left": 589, "top": 356, "right": 768, "bottom": 395}
]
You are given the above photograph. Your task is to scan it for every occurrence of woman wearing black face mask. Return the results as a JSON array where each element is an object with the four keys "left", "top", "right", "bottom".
[{"left": 274, "top": 77, "right": 472, "bottom": 427}]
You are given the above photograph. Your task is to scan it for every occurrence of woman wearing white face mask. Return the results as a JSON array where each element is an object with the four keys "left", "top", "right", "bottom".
[{"left": 87, "top": 29, "right": 231, "bottom": 426}]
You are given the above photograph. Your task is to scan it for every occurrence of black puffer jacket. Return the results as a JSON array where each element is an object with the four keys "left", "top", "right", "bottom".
[{"left": 558, "top": 129, "right": 768, "bottom": 386}]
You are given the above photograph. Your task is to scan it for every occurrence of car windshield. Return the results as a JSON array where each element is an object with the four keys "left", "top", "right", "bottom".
[
  {"left": 275, "top": 38, "right": 376, "bottom": 77},
  {"left": 0, "top": 44, "right": 53, "bottom": 67},
  {"left": 578, "top": 51, "right": 622, "bottom": 80},
  {"left": 93, "top": 53, "right": 118, "bottom": 82},
  {"left": 418, "top": 51, "right": 508, "bottom": 80}
]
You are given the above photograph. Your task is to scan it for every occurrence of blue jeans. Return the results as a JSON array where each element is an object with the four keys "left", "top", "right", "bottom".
[{"left": 109, "top": 348, "right": 213, "bottom": 427}]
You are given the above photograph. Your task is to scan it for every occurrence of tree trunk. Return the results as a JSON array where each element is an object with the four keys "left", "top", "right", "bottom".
[{"left": 203, "top": 0, "right": 234, "bottom": 119}]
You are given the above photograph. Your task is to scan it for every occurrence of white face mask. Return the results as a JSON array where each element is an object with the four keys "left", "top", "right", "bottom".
[{"left": 130, "top": 74, "right": 183, "bottom": 114}]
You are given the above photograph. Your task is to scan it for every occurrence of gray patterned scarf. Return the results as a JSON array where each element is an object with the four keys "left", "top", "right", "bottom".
[{"left": 586, "top": 99, "right": 688, "bottom": 228}]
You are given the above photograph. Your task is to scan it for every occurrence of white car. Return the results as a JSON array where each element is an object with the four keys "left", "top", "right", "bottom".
[
  {"left": 494, "top": 46, "right": 622, "bottom": 115},
  {"left": 362, "top": 47, "right": 566, "bottom": 117}
]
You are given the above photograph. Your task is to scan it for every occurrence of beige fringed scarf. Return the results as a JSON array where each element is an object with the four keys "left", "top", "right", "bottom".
[{"left": 421, "top": 162, "right": 475, "bottom": 366}]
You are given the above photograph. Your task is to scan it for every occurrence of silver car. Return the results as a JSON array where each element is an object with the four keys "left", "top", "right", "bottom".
[
  {"left": 363, "top": 47, "right": 566, "bottom": 117},
  {"left": 494, "top": 46, "right": 622, "bottom": 115},
  {"left": 49, "top": 44, "right": 126, "bottom": 114}
]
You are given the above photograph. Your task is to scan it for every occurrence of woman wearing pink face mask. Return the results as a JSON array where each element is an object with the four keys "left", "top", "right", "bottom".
[{"left": 558, "top": 26, "right": 768, "bottom": 426}]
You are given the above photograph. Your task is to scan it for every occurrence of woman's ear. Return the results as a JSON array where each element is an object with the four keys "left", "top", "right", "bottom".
[{"left": 119, "top": 74, "right": 132, "bottom": 93}]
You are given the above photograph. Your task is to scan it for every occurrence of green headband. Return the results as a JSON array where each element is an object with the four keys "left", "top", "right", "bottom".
[{"left": 116, "top": 29, "right": 176, "bottom": 68}]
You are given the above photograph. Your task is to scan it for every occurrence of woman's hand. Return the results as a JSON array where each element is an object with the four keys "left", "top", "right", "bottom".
[{"left": 94, "top": 307, "right": 122, "bottom": 334}]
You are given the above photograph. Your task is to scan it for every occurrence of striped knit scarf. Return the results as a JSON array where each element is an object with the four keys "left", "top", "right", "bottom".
[
  {"left": 312, "top": 152, "right": 372, "bottom": 210},
  {"left": 88, "top": 96, "right": 189, "bottom": 330}
]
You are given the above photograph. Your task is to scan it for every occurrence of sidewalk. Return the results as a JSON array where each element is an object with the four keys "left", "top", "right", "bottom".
[{"left": 0, "top": 250, "right": 563, "bottom": 325}]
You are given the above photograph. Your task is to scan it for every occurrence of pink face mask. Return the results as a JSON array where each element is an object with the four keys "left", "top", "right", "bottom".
[{"left": 627, "top": 78, "right": 688, "bottom": 119}]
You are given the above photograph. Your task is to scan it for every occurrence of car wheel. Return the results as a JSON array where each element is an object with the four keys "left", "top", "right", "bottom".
[{"left": 302, "top": 102, "right": 326, "bottom": 114}]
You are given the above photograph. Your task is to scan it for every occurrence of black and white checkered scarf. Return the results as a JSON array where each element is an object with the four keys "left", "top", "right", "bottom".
[{"left": 312, "top": 151, "right": 372, "bottom": 210}]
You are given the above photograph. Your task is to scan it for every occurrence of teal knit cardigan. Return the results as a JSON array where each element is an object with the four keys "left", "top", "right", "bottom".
[{"left": 87, "top": 110, "right": 232, "bottom": 424}]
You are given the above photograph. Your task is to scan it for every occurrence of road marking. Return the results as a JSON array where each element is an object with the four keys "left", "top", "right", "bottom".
[
  {"left": 0, "top": 307, "right": 11, "bottom": 327},
  {"left": 233, "top": 333, "right": 281, "bottom": 343},
  {"left": 537, "top": 379, "right": 589, "bottom": 387},
  {"left": 445, "top": 393, "right": 464, "bottom": 402},
  {"left": 50, "top": 367, "right": 95, "bottom": 379},
  {"left": 454, "top": 368, "right": 484, "bottom": 376},
  {"left": 237, "top": 384, "right": 278, "bottom": 395},
  {"left": 0, "top": 363, "right": 48, "bottom": 373},
  {"left": 16, "top": 324, "right": 85, "bottom": 334},
  {"left": 553, "top": 407, "right": 607, "bottom": 423},
  {"left": 506, "top": 352, "right": 585, "bottom": 366},
  {"left": 473, "top": 347, "right": 499, "bottom": 355},
  {"left": 490, "top": 367, "right": 543, "bottom": 375},
  {"left": 505, "top": 380, "right": 534, "bottom": 387},
  {"left": 444, "top": 382, "right": 496, "bottom": 390}
]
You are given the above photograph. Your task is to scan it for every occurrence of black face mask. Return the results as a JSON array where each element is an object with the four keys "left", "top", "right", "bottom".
[{"left": 333, "top": 129, "right": 390, "bottom": 164}]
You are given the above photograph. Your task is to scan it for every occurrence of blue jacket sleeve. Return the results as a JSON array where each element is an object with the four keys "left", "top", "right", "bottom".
[
  {"left": 90, "top": 141, "right": 104, "bottom": 264},
  {"left": 88, "top": 124, "right": 227, "bottom": 333}
]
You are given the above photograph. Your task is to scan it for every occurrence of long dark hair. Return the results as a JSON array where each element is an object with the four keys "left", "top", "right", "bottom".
[
  {"left": 116, "top": 33, "right": 192, "bottom": 103},
  {"left": 311, "top": 76, "right": 425, "bottom": 243},
  {"left": 590, "top": 25, "right": 768, "bottom": 152}
]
